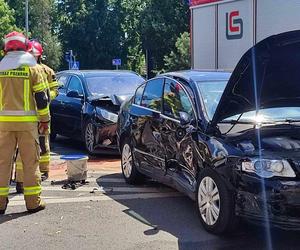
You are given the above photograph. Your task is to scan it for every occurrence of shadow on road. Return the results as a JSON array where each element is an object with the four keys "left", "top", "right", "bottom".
[
  {"left": 97, "top": 173, "right": 300, "bottom": 250},
  {"left": 0, "top": 211, "right": 29, "bottom": 225}
]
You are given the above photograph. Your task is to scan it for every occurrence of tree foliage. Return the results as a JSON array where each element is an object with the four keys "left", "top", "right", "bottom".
[
  {"left": 57, "top": 0, "right": 125, "bottom": 69},
  {"left": 0, "top": 0, "right": 17, "bottom": 40},
  {"left": 120, "top": 0, "right": 189, "bottom": 76},
  {"left": 3, "top": 0, "right": 190, "bottom": 73},
  {"left": 164, "top": 32, "right": 191, "bottom": 72},
  {"left": 6, "top": 0, "right": 62, "bottom": 70}
]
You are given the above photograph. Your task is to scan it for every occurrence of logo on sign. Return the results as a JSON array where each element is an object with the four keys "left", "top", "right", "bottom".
[{"left": 226, "top": 11, "right": 243, "bottom": 40}]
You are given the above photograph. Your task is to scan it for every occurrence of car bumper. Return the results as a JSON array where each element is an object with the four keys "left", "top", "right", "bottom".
[
  {"left": 94, "top": 123, "right": 118, "bottom": 151},
  {"left": 236, "top": 175, "right": 300, "bottom": 230}
]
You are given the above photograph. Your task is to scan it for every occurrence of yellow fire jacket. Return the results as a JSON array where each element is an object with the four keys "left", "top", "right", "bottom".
[
  {"left": 0, "top": 65, "right": 50, "bottom": 131},
  {"left": 40, "top": 63, "right": 58, "bottom": 100}
]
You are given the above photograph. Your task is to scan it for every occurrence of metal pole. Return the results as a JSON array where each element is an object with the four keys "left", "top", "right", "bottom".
[{"left": 25, "top": 0, "right": 29, "bottom": 36}]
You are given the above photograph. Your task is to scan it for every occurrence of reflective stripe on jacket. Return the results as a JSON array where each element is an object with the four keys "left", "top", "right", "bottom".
[{"left": 0, "top": 65, "right": 50, "bottom": 131}]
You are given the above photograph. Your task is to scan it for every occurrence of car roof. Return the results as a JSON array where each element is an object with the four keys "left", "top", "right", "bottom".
[
  {"left": 162, "top": 70, "right": 231, "bottom": 82},
  {"left": 57, "top": 70, "right": 143, "bottom": 78}
]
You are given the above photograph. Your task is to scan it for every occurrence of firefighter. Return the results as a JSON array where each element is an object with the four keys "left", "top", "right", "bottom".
[
  {"left": 15, "top": 40, "right": 58, "bottom": 191},
  {"left": 0, "top": 31, "right": 50, "bottom": 214}
]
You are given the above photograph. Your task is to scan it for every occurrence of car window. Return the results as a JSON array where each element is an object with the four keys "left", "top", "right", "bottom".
[
  {"left": 141, "top": 78, "right": 164, "bottom": 111},
  {"left": 163, "top": 79, "right": 194, "bottom": 120},
  {"left": 56, "top": 75, "right": 69, "bottom": 93},
  {"left": 57, "top": 75, "right": 68, "bottom": 87},
  {"left": 134, "top": 83, "right": 146, "bottom": 105},
  {"left": 85, "top": 74, "right": 144, "bottom": 97},
  {"left": 196, "top": 81, "right": 227, "bottom": 120},
  {"left": 67, "top": 76, "right": 84, "bottom": 95}
]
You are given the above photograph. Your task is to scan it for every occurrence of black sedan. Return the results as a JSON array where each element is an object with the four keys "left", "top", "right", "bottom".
[
  {"left": 51, "top": 70, "right": 144, "bottom": 154},
  {"left": 117, "top": 31, "right": 300, "bottom": 234}
]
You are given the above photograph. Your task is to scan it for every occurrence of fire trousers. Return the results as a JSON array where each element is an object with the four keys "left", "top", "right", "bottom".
[
  {"left": 0, "top": 130, "right": 42, "bottom": 210},
  {"left": 15, "top": 134, "right": 50, "bottom": 183}
]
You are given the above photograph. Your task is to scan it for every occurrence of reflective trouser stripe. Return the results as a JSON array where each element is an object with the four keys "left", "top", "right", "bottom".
[
  {"left": 16, "top": 161, "right": 23, "bottom": 170},
  {"left": 40, "top": 154, "right": 50, "bottom": 163},
  {"left": 24, "top": 186, "right": 42, "bottom": 196},
  {"left": 33, "top": 82, "right": 47, "bottom": 92},
  {"left": 0, "top": 187, "right": 9, "bottom": 196},
  {"left": 37, "top": 106, "right": 49, "bottom": 116},
  {"left": 24, "top": 79, "right": 30, "bottom": 111},
  {"left": 0, "top": 116, "right": 38, "bottom": 122},
  {"left": 0, "top": 81, "right": 2, "bottom": 111},
  {"left": 0, "top": 110, "right": 37, "bottom": 116}
]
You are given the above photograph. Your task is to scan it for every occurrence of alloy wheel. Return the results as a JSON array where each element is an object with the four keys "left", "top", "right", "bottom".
[
  {"left": 122, "top": 144, "right": 133, "bottom": 178},
  {"left": 198, "top": 176, "right": 220, "bottom": 226},
  {"left": 85, "top": 123, "right": 94, "bottom": 153}
]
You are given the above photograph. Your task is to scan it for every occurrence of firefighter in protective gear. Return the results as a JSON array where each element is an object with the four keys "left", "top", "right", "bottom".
[
  {"left": 0, "top": 31, "right": 50, "bottom": 214},
  {"left": 15, "top": 40, "right": 58, "bottom": 190}
]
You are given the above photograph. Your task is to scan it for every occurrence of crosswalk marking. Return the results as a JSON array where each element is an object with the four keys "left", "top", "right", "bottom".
[
  {"left": 39, "top": 186, "right": 172, "bottom": 193},
  {"left": 8, "top": 192, "right": 182, "bottom": 206},
  {"left": 8, "top": 174, "right": 181, "bottom": 207}
]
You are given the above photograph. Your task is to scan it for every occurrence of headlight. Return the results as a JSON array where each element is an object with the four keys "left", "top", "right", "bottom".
[
  {"left": 242, "top": 159, "right": 296, "bottom": 178},
  {"left": 99, "top": 109, "right": 118, "bottom": 123}
]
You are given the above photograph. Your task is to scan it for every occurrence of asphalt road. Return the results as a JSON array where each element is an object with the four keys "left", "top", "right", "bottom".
[{"left": 1, "top": 137, "right": 300, "bottom": 250}]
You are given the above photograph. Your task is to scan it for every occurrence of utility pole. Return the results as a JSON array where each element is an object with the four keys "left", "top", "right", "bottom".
[{"left": 25, "top": 0, "right": 29, "bottom": 36}]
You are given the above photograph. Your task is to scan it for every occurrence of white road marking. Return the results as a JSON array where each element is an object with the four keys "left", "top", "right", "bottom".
[
  {"left": 40, "top": 186, "right": 173, "bottom": 193},
  {"left": 97, "top": 178, "right": 125, "bottom": 183},
  {"left": 8, "top": 192, "right": 182, "bottom": 206},
  {"left": 46, "top": 177, "right": 125, "bottom": 183}
]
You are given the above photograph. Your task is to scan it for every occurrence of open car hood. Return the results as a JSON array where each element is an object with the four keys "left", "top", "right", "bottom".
[{"left": 212, "top": 30, "right": 300, "bottom": 124}]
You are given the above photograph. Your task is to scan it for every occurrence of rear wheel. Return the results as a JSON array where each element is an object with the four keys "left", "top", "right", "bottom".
[
  {"left": 196, "top": 168, "right": 238, "bottom": 234},
  {"left": 84, "top": 120, "right": 96, "bottom": 155},
  {"left": 121, "top": 139, "right": 143, "bottom": 184}
]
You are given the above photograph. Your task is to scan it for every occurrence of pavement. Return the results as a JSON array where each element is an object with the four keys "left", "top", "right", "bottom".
[{"left": 1, "top": 136, "right": 300, "bottom": 250}]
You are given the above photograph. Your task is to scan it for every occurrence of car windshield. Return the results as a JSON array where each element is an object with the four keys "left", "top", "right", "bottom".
[
  {"left": 86, "top": 74, "right": 144, "bottom": 96},
  {"left": 196, "top": 81, "right": 227, "bottom": 119}
]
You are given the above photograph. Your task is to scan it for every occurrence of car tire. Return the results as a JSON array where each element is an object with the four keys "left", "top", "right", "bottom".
[
  {"left": 196, "top": 167, "right": 238, "bottom": 234},
  {"left": 84, "top": 120, "right": 96, "bottom": 155},
  {"left": 121, "top": 139, "right": 144, "bottom": 184}
]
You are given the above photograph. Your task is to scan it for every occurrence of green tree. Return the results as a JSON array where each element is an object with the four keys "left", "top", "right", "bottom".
[
  {"left": 58, "top": 0, "right": 125, "bottom": 69},
  {"left": 163, "top": 32, "right": 190, "bottom": 72},
  {"left": 140, "top": 0, "right": 189, "bottom": 75},
  {"left": 120, "top": 0, "right": 147, "bottom": 75},
  {"left": 7, "top": 0, "right": 62, "bottom": 70},
  {"left": 0, "top": 0, "right": 17, "bottom": 40}
]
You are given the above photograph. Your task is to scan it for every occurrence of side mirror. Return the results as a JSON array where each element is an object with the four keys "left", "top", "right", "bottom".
[
  {"left": 66, "top": 90, "right": 83, "bottom": 99},
  {"left": 179, "top": 111, "right": 191, "bottom": 126}
]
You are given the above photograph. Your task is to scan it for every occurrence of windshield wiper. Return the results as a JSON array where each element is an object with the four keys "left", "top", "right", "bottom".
[{"left": 281, "top": 119, "right": 300, "bottom": 123}]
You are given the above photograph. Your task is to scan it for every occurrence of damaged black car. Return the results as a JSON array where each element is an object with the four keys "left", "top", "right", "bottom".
[
  {"left": 117, "top": 31, "right": 300, "bottom": 234},
  {"left": 50, "top": 70, "right": 144, "bottom": 154}
]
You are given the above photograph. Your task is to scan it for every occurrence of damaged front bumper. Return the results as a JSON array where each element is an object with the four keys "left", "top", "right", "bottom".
[
  {"left": 94, "top": 122, "right": 118, "bottom": 152},
  {"left": 236, "top": 175, "right": 300, "bottom": 230}
]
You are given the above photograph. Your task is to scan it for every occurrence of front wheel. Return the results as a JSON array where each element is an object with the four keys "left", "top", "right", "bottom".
[
  {"left": 84, "top": 120, "right": 96, "bottom": 155},
  {"left": 196, "top": 168, "right": 238, "bottom": 234},
  {"left": 121, "top": 139, "right": 143, "bottom": 184}
]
